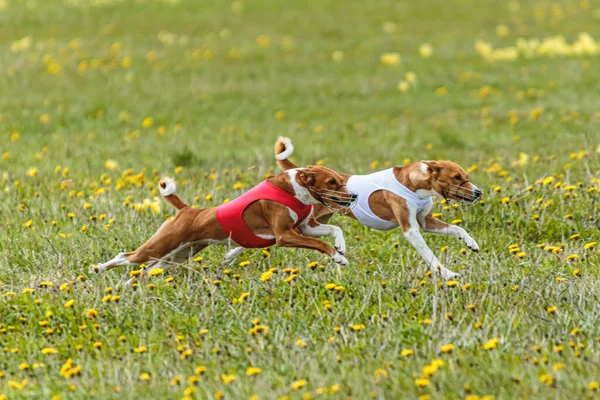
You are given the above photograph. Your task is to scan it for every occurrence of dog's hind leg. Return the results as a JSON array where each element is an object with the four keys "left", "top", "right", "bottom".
[
  {"left": 222, "top": 246, "right": 246, "bottom": 265},
  {"left": 127, "top": 243, "right": 208, "bottom": 286},
  {"left": 90, "top": 252, "right": 136, "bottom": 274}
]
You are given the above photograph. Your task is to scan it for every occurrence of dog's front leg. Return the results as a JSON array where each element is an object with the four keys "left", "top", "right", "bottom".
[
  {"left": 417, "top": 212, "right": 479, "bottom": 252},
  {"left": 388, "top": 196, "right": 459, "bottom": 279},
  {"left": 276, "top": 230, "right": 348, "bottom": 266},
  {"left": 299, "top": 217, "right": 345, "bottom": 255},
  {"left": 403, "top": 228, "right": 460, "bottom": 279}
]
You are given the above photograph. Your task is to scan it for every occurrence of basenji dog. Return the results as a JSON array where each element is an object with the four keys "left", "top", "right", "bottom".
[
  {"left": 225, "top": 137, "right": 482, "bottom": 279},
  {"left": 90, "top": 166, "right": 358, "bottom": 284}
]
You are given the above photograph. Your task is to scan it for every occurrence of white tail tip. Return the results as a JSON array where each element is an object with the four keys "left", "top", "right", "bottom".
[
  {"left": 276, "top": 136, "right": 294, "bottom": 160},
  {"left": 159, "top": 177, "right": 176, "bottom": 196}
]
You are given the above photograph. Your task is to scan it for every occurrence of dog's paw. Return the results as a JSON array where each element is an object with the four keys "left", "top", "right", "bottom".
[
  {"left": 335, "top": 241, "right": 346, "bottom": 255},
  {"left": 221, "top": 256, "right": 234, "bottom": 266},
  {"left": 333, "top": 231, "right": 346, "bottom": 255},
  {"left": 438, "top": 266, "right": 461, "bottom": 280},
  {"left": 464, "top": 237, "right": 479, "bottom": 252},
  {"left": 221, "top": 247, "right": 244, "bottom": 265},
  {"left": 88, "top": 265, "right": 99, "bottom": 274},
  {"left": 331, "top": 252, "right": 349, "bottom": 266},
  {"left": 440, "top": 270, "right": 462, "bottom": 281}
]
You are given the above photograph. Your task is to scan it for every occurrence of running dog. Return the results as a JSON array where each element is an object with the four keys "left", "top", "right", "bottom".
[
  {"left": 90, "top": 165, "right": 357, "bottom": 283},
  {"left": 225, "top": 137, "right": 482, "bottom": 279}
]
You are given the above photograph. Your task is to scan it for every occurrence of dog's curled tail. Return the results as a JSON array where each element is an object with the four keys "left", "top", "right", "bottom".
[
  {"left": 274, "top": 136, "right": 299, "bottom": 171},
  {"left": 159, "top": 178, "right": 188, "bottom": 210}
]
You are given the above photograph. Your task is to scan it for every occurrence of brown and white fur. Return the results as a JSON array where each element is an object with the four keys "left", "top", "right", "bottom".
[
  {"left": 225, "top": 137, "right": 482, "bottom": 279},
  {"left": 90, "top": 166, "right": 354, "bottom": 284}
]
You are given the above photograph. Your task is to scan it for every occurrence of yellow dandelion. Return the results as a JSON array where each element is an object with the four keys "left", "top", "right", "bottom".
[
  {"left": 256, "top": 34, "right": 270, "bottom": 47},
  {"left": 41, "top": 347, "right": 58, "bottom": 355},
  {"left": 134, "top": 346, "right": 147, "bottom": 354},
  {"left": 397, "top": 80, "right": 409, "bottom": 92},
  {"left": 142, "top": 117, "right": 153, "bottom": 128},
  {"left": 380, "top": 52, "right": 401, "bottom": 66},
  {"left": 221, "top": 374, "right": 236, "bottom": 384},
  {"left": 419, "top": 43, "right": 433, "bottom": 58},
  {"left": 291, "top": 380, "right": 307, "bottom": 390},
  {"left": 105, "top": 160, "right": 118, "bottom": 171},
  {"left": 441, "top": 344, "right": 455, "bottom": 353},
  {"left": 415, "top": 377, "right": 430, "bottom": 387},
  {"left": 195, "top": 366, "right": 206, "bottom": 374},
  {"left": 483, "top": 338, "right": 499, "bottom": 350},
  {"left": 542, "top": 176, "right": 554, "bottom": 185},
  {"left": 149, "top": 268, "right": 164, "bottom": 276}
]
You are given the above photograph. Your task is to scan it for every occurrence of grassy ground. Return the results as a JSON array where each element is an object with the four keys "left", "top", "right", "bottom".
[{"left": 1, "top": 0, "right": 600, "bottom": 398}]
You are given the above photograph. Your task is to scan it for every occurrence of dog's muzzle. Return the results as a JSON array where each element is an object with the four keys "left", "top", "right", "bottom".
[
  {"left": 437, "top": 180, "right": 482, "bottom": 203},
  {"left": 310, "top": 185, "right": 358, "bottom": 212}
]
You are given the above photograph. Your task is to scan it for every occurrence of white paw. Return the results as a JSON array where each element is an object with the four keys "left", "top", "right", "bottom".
[
  {"left": 221, "top": 255, "right": 236, "bottom": 265},
  {"left": 335, "top": 238, "right": 346, "bottom": 255},
  {"left": 331, "top": 252, "right": 349, "bottom": 266},
  {"left": 222, "top": 248, "right": 244, "bottom": 265},
  {"left": 438, "top": 267, "right": 461, "bottom": 280},
  {"left": 463, "top": 236, "right": 479, "bottom": 252}
]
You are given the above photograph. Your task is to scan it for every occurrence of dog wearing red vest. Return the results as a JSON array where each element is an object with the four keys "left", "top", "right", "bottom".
[{"left": 90, "top": 166, "right": 357, "bottom": 283}]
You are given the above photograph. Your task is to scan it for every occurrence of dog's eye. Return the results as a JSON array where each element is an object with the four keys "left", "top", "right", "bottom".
[
  {"left": 453, "top": 175, "right": 461, "bottom": 180},
  {"left": 329, "top": 179, "right": 336, "bottom": 185}
]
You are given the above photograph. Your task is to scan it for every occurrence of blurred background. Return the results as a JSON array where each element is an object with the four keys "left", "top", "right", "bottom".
[{"left": 1, "top": 0, "right": 599, "bottom": 175}]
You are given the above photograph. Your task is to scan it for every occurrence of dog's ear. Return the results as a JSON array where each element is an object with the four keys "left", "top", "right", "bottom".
[
  {"left": 421, "top": 160, "right": 441, "bottom": 177},
  {"left": 298, "top": 171, "right": 316, "bottom": 186}
]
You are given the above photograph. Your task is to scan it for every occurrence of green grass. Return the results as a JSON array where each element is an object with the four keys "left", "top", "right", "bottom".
[{"left": 1, "top": 0, "right": 600, "bottom": 398}]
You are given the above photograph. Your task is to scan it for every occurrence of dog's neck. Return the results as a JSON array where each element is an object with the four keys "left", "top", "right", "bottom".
[
  {"left": 269, "top": 169, "right": 319, "bottom": 205},
  {"left": 393, "top": 164, "right": 443, "bottom": 200}
]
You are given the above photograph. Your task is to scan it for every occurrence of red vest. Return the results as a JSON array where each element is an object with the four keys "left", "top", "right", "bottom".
[{"left": 216, "top": 180, "right": 313, "bottom": 248}]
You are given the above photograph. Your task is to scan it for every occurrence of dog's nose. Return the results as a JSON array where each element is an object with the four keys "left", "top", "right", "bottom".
[
  {"left": 350, "top": 193, "right": 358, "bottom": 202},
  {"left": 474, "top": 188, "right": 482, "bottom": 197}
]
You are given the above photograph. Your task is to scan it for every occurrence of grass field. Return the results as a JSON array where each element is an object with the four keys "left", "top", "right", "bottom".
[{"left": 1, "top": 0, "right": 600, "bottom": 398}]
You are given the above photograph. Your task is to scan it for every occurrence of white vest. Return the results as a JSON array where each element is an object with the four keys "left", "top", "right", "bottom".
[{"left": 347, "top": 168, "right": 433, "bottom": 231}]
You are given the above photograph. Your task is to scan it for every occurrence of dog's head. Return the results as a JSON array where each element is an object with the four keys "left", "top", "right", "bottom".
[
  {"left": 297, "top": 166, "right": 358, "bottom": 210},
  {"left": 420, "top": 160, "right": 482, "bottom": 203}
]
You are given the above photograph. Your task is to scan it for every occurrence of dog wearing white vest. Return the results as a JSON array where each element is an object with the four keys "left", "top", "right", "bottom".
[{"left": 224, "top": 137, "right": 482, "bottom": 279}]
